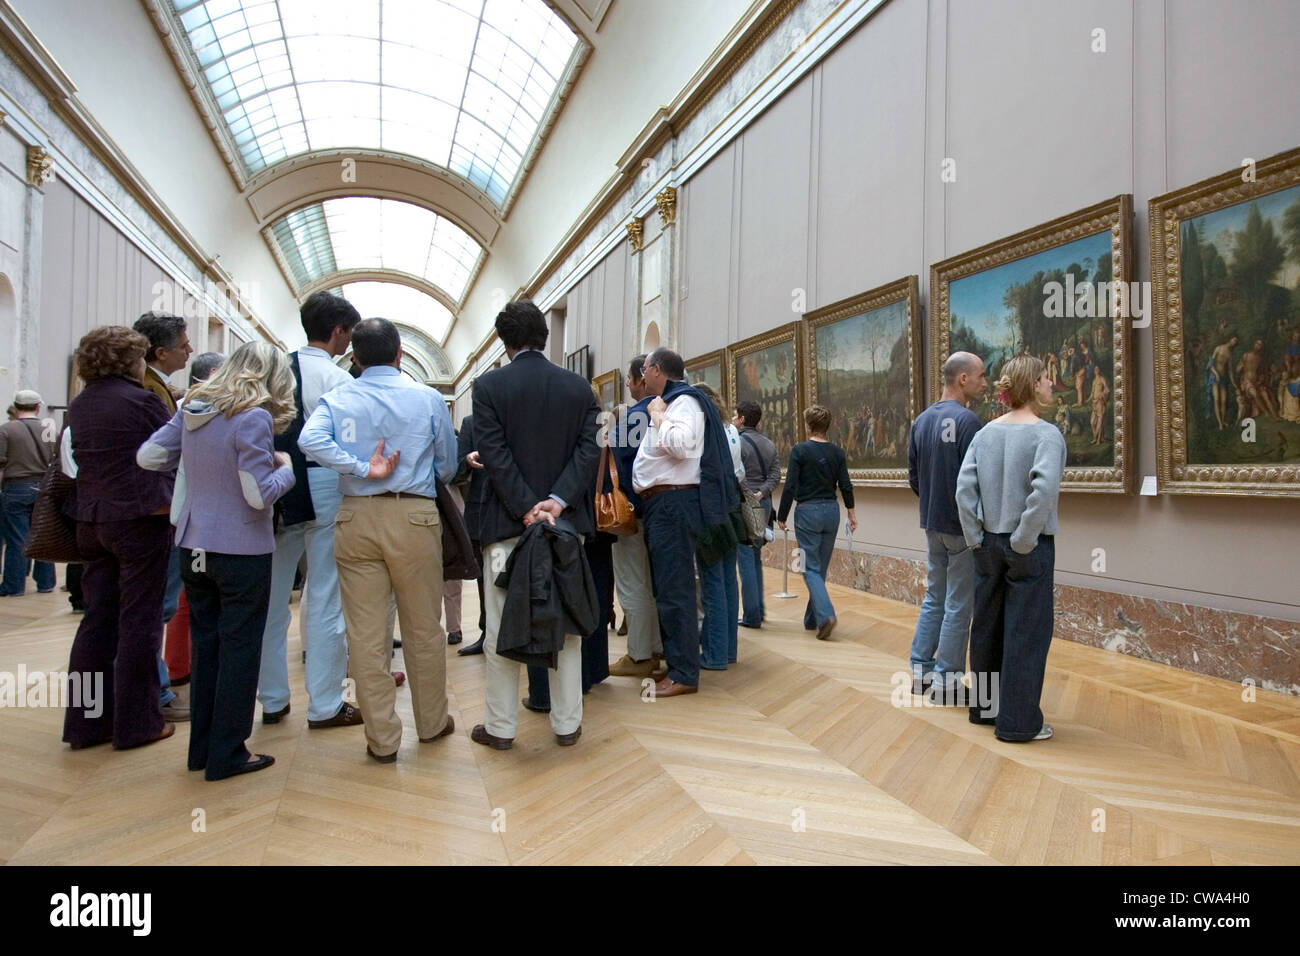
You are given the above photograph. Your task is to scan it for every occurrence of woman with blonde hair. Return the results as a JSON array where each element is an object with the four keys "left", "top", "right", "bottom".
[
  {"left": 138, "top": 341, "right": 297, "bottom": 780},
  {"left": 956, "top": 354, "right": 1066, "bottom": 743}
]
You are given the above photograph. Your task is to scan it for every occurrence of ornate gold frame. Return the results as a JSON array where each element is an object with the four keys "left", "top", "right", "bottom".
[
  {"left": 802, "top": 276, "right": 922, "bottom": 487},
  {"left": 726, "top": 322, "right": 803, "bottom": 467},
  {"left": 929, "top": 195, "right": 1134, "bottom": 493},
  {"left": 1150, "top": 146, "right": 1300, "bottom": 497},
  {"left": 684, "top": 349, "right": 729, "bottom": 399},
  {"left": 592, "top": 368, "right": 622, "bottom": 411}
]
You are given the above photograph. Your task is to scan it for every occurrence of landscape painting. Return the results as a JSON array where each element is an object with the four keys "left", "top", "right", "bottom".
[
  {"left": 1151, "top": 146, "right": 1300, "bottom": 496},
  {"left": 931, "top": 196, "right": 1133, "bottom": 492},
  {"left": 684, "top": 350, "right": 726, "bottom": 398},
  {"left": 804, "top": 276, "right": 921, "bottom": 485},
  {"left": 729, "top": 325, "right": 801, "bottom": 468}
]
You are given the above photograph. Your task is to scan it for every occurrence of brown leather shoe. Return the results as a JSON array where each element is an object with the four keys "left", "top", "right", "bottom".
[
  {"left": 419, "top": 716, "right": 455, "bottom": 742},
  {"left": 366, "top": 745, "right": 397, "bottom": 763},
  {"left": 470, "top": 724, "right": 513, "bottom": 750},
  {"left": 608, "top": 654, "right": 657, "bottom": 678},
  {"left": 653, "top": 677, "right": 698, "bottom": 698},
  {"left": 555, "top": 726, "right": 581, "bottom": 746},
  {"left": 521, "top": 696, "right": 550, "bottom": 713},
  {"left": 308, "top": 702, "right": 364, "bottom": 729},
  {"left": 816, "top": 617, "right": 837, "bottom": 640}
]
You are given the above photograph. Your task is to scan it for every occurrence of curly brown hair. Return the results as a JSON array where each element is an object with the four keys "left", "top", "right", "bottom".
[{"left": 75, "top": 326, "right": 149, "bottom": 381}]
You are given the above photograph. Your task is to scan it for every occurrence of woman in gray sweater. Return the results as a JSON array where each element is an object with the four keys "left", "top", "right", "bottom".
[{"left": 955, "top": 355, "right": 1066, "bottom": 742}]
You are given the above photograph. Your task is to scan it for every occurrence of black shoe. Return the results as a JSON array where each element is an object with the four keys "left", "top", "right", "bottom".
[
  {"left": 457, "top": 636, "right": 485, "bottom": 656},
  {"left": 447, "top": 630, "right": 462, "bottom": 645},
  {"left": 522, "top": 696, "right": 550, "bottom": 714},
  {"left": 366, "top": 745, "right": 398, "bottom": 763},
  {"left": 207, "top": 753, "right": 274, "bottom": 780},
  {"left": 262, "top": 703, "right": 290, "bottom": 725},
  {"left": 393, "top": 638, "right": 402, "bottom": 648},
  {"left": 738, "top": 619, "right": 761, "bottom": 629}
]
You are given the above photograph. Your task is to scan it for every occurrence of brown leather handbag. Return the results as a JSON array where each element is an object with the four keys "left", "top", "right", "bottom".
[
  {"left": 594, "top": 442, "right": 637, "bottom": 535},
  {"left": 24, "top": 455, "right": 81, "bottom": 563}
]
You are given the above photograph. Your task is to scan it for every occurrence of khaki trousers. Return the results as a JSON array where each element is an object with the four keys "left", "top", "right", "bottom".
[
  {"left": 334, "top": 495, "right": 447, "bottom": 756},
  {"left": 611, "top": 525, "right": 662, "bottom": 661},
  {"left": 483, "top": 535, "right": 582, "bottom": 738}
]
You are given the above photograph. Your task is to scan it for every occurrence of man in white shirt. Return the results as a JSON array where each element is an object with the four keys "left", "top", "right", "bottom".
[
  {"left": 257, "top": 291, "right": 363, "bottom": 729},
  {"left": 633, "top": 348, "right": 706, "bottom": 697}
]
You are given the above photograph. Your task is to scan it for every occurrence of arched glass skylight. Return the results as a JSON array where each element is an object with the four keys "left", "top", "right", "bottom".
[
  {"left": 332, "top": 281, "right": 455, "bottom": 342},
  {"left": 270, "top": 197, "right": 483, "bottom": 300},
  {"left": 170, "top": 0, "right": 579, "bottom": 204}
]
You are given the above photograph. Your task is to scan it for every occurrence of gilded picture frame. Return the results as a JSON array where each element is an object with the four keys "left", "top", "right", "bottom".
[
  {"left": 592, "top": 368, "right": 621, "bottom": 413},
  {"left": 930, "top": 195, "right": 1134, "bottom": 493},
  {"left": 803, "top": 276, "right": 922, "bottom": 486},
  {"left": 727, "top": 323, "right": 802, "bottom": 469},
  {"left": 684, "top": 349, "right": 728, "bottom": 398},
  {"left": 1150, "top": 146, "right": 1300, "bottom": 497}
]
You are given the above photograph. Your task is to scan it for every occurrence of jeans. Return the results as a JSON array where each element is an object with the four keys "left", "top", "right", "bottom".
[
  {"left": 62, "top": 516, "right": 170, "bottom": 748},
  {"left": 793, "top": 499, "right": 839, "bottom": 628},
  {"left": 158, "top": 547, "right": 183, "bottom": 708},
  {"left": 967, "top": 532, "right": 1055, "bottom": 740},
  {"left": 736, "top": 497, "right": 770, "bottom": 626},
  {"left": 698, "top": 547, "right": 739, "bottom": 668},
  {"left": 183, "top": 548, "right": 273, "bottom": 779},
  {"left": 1, "top": 481, "right": 56, "bottom": 594},
  {"left": 642, "top": 488, "right": 703, "bottom": 686},
  {"left": 259, "top": 467, "right": 349, "bottom": 722},
  {"left": 909, "top": 530, "right": 974, "bottom": 686}
]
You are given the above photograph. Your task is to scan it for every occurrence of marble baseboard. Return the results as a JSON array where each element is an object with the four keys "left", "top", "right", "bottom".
[{"left": 760, "top": 542, "right": 1300, "bottom": 696}]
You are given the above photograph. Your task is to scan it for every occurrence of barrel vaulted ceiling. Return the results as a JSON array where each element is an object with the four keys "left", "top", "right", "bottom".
[{"left": 151, "top": 0, "right": 600, "bottom": 365}]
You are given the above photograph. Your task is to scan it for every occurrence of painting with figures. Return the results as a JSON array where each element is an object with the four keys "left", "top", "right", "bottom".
[
  {"left": 729, "top": 327, "right": 801, "bottom": 468},
  {"left": 804, "top": 277, "right": 921, "bottom": 485}
]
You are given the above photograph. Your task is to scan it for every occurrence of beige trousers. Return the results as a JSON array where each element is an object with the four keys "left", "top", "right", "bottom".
[
  {"left": 334, "top": 495, "right": 447, "bottom": 756},
  {"left": 611, "top": 525, "right": 663, "bottom": 661},
  {"left": 483, "top": 535, "right": 582, "bottom": 738}
]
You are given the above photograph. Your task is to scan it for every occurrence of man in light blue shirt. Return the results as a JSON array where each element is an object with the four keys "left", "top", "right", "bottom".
[{"left": 298, "top": 318, "right": 457, "bottom": 764}]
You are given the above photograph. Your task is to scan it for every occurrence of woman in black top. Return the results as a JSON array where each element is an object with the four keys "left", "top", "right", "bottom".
[{"left": 776, "top": 405, "right": 857, "bottom": 639}]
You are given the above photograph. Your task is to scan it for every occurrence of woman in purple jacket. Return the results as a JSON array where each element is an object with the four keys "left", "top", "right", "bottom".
[{"left": 139, "top": 342, "right": 296, "bottom": 780}]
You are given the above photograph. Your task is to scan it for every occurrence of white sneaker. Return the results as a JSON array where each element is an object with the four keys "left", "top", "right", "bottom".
[{"left": 1032, "top": 723, "right": 1054, "bottom": 740}]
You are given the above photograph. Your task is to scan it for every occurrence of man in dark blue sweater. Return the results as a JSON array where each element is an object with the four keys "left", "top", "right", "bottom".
[{"left": 907, "top": 351, "right": 985, "bottom": 702}]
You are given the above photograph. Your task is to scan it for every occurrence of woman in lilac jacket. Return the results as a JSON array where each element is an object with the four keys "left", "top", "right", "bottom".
[{"left": 139, "top": 342, "right": 296, "bottom": 780}]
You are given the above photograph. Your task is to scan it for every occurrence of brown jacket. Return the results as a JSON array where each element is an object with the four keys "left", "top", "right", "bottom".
[{"left": 142, "top": 365, "right": 180, "bottom": 414}]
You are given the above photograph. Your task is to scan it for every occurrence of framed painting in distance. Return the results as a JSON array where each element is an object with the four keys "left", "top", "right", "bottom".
[
  {"left": 592, "top": 368, "right": 621, "bottom": 414},
  {"left": 803, "top": 276, "right": 922, "bottom": 486},
  {"left": 684, "top": 349, "right": 728, "bottom": 398},
  {"left": 727, "top": 323, "right": 802, "bottom": 469},
  {"left": 1150, "top": 146, "right": 1300, "bottom": 497},
  {"left": 565, "top": 345, "right": 590, "bottom": 379},
  {"left": 930, "top": 194, "right": 1134, "bottom": 493}
]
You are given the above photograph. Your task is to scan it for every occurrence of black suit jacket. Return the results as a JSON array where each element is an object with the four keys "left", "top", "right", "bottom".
[
  {"left": 454, "top": 413, "right": 489, "bottom": 541},
  {"left": 472, "top": 350, "right": 599, "bottom": 546}
]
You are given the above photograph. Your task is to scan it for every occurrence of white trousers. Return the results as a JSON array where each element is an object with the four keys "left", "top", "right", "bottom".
[
  {"left": 483, "top": 535, "right": 582, "bottom": 738},
  {"left": 611, "top": 525, "right": 662, "bottom": 661}
]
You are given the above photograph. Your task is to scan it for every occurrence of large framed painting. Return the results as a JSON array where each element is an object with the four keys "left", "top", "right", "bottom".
[
  {"left": 930, "top": 195, "right": 1134, "bottom": 493},
  {"left": 684, "top": 349, "right": 728, "bottom": 398},
  {"left": 592, "top": 368, "right": 621, "bottom": 413},
  {"left": 727, "top": 323, "right": 802, "bottom": 469},
  {"left": 803, "top": 276, "right": 922, "bottom": 486},
  {"left": 1150, "top": 146, "right": 1300, "bottom": 497}
]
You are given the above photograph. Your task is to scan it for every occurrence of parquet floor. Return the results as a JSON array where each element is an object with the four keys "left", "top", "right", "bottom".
[{"left": 2, "top": 575, "right": 1298, "bottom": 865}]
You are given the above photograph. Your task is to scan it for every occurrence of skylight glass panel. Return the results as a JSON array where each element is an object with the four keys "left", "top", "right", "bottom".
[
  {"left": 269, "top": 197, "right": 483, "bottom": 301},
  {"left": 333, "top": 281, "right": 454, "bottom": 341},
  {"left": 170, "top": 0, "right": 579, "bottom": 205}
]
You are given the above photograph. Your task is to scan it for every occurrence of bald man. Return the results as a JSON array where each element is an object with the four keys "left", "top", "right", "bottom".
[{"left": 907, "top": 351, "right": 986, "bottom": 703}]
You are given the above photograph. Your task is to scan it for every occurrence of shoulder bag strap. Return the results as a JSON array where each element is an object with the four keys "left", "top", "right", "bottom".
[{"left": 14, "top": 419, "right": 52, "bottom": 468}]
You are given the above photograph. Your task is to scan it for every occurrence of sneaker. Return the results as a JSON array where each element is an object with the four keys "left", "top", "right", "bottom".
[
  {"left": 1032, "top": 724, "right": 1054, "bottom": 740},
  {"left": 161, "top": 701, "right": 191, "bottom": 722},
  {"left": 608, "top": 654, "right": 658, "bottom": 678}
]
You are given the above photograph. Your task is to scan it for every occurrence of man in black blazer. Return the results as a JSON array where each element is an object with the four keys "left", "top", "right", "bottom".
[
  {"left": 454, "top": 410, "right": 490, "bottom": 655},
  {"left": 470, "top": 301, "right": 599, "bottom": 750}
]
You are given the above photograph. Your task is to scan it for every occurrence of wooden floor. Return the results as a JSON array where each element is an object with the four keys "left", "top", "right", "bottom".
[{"left": 2, "top": 575, "right": 1299, "bottom": 866}]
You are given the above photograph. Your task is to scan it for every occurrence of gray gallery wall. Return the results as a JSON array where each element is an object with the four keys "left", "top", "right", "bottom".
[{"left": 561, "top": 0, "right": 1300, "bottom": 622}]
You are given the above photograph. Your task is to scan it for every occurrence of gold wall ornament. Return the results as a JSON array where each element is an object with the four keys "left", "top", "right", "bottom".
[
  {"left": 26, "top": 146, "right": 55, "bottom": 187},
  {"left": 0, "top": 110, "right": 7, "bottom": 127},
  {"left": 625, "top": 217, "right": 644, "bottom": 251},
  {"left": 929, "top": 195, "right": 1135, "bottom": 494},
  {"left": 654, "top": 186, "right": 677, "bottom": 226},
  {"left": 1149, "top": 145, "right": 1300, "bottom": 497}
]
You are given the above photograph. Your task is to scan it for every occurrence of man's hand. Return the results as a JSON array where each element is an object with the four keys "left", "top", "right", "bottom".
[
  {"left": 367, "top": 439, "right": 401, "bottom": 479},
  {"left": 522, "top": 498, "right": 563, "bottom": 527},
  {"left": 272, "top": 451, "right": 292, "bottom": 470},
  {"left": 775, "top": 520, "right": 786, "bottom": 532},
  {"left": 647, "top": 396, "right": 667, "bottom": 426},
  {"left": 465, "top": 450, "right": 484, "bottom": 470}
]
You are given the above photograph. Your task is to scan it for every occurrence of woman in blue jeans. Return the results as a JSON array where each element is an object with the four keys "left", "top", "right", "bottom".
[
  {"left": 693, "top": 383, "right": 743, "bottom": 669},
  {"left": 776, "top": 405, "right": 856, "bottom": 640}
]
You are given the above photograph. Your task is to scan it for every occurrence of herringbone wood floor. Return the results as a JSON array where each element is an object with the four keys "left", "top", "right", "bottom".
[{"left": 2, "top": 575, "right": 1298, "bottom": 865}]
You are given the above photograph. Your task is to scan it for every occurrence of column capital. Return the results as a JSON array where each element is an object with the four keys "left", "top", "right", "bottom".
[
  {"left": 625, "top": 216, "right": 644, "bottom": 251},
  {"left": 26, "top": 146, "right": 55, "bottom": 188},
  {"left": 654, "top": 186, "right": 677, "bottom": 226}
]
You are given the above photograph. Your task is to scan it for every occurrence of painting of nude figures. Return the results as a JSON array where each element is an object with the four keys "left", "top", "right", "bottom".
[
  {"left": 727, "top": 324, "right": 801, "bottom": 470},
  {"left": 1151, "top": 146, "right": 1300, "bottom": 496},
  {"left": 803, "top": 276, "right": 922, "bottom": 486},
  {"left": 931, "top": 195, "right": 1133, "bottom": 493}
]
